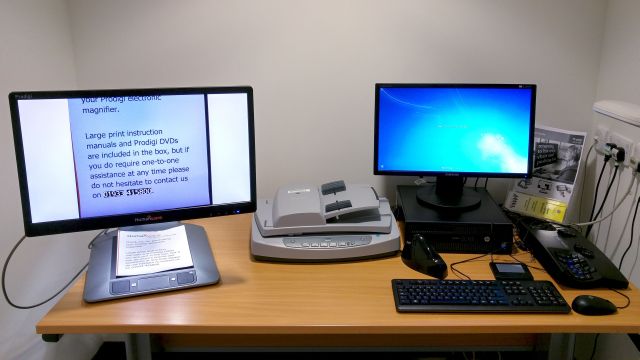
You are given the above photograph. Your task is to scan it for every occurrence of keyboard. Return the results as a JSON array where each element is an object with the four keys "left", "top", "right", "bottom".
[{"left": 392, "top": 279, "right": 571, "bottom": 313}]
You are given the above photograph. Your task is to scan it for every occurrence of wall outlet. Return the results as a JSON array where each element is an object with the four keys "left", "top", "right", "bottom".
[
  {"left": 595, "top": 124, "right": 610, "bottom": 143},
  {"left": 594, "top": 125, "right": 611, "bottom": 155},
  {"left": 610, "top": 132, "right": 632, "bottom": 166}
]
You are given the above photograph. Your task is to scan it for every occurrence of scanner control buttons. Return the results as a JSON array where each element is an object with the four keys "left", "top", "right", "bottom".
[{"left": 283, "top": 235, "right": 372, "bottom": 248}]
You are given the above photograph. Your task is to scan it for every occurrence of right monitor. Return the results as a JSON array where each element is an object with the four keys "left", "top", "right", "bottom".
[{"left": 374, "top": 83, "right": 536, "bottom": 211}]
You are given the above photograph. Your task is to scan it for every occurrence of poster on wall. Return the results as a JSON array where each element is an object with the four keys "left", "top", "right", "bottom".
[{"left": 504, "top": 125, "right": 587, "bottom": 223}]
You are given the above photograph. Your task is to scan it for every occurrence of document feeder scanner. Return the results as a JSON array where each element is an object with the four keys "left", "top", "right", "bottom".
[{"left": 251, "top": 181, "right": 400, "bottom": 261}]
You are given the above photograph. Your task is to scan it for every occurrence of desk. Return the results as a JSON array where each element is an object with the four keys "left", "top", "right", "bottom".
[{"left": 37, "top": 214, "right": 640, "bottom": 359}]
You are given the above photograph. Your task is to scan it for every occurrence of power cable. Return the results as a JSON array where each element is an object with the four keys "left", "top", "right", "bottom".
[
  {"left": 586, "top": 164, "right": 619, "bottom": 237},
  {"left": 618, "top": 195, "right": 640, "bottom": 270},
  {"left": 2, "top": 230, "right": 105, "bottom": 309},
  {"left": 572, "top": 174, "right": 637, "bottom": 228}
]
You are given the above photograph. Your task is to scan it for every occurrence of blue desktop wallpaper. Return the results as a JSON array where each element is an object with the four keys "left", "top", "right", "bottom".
[{"left": 376, "top": 87, "right": 533, "bottom": 175}]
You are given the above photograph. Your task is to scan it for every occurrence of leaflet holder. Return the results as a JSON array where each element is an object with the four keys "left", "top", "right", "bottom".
[{"left": 251, "top": 180, "right": 400, "bottom": 261}]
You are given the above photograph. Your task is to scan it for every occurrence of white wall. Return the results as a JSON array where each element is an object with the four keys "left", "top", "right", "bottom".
[
  {"left": 585, "top": 0, "right": 640, "bottom": 359},
  {"left": 0, "top": 1, "right": 104, "bottom": 360},
  {"left": 596, "top": 0, "right": 640, "bottom": 104},
  {"left": 66, "top": 0, "right": 607, "bottom": 202}
]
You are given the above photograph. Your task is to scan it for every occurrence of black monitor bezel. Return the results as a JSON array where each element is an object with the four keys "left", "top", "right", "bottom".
[
  {"left": 373, "top": 83, "right": 537, "bottom": 178},
  {"left": 9, "top": 86, "right": 257, "bottom": 237}
]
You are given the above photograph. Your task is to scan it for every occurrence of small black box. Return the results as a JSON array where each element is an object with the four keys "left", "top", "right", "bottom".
[{"left": 396, "top": 185, "right": 513, "bottom": 254}]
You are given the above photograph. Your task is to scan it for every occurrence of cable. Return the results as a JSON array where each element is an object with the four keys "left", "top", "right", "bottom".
[
  {"left": 590, "top": 333, "right": 600, "bottom": 360},
  {"left": 618, "top": 195, "right": 640, "bottom": 270},
  {"left": 610, "top": 288, "right": 631, "bottom": 309},
  {"left": 581, "top": 290, "right": 631, "bottom": 360},
  {"left": 585, "top": 164, "right": 620, "bottom": 237},
  {"left": 507, "top": 254, "right": 546, "bottom": 272},
  {"left": 586, "top": 156, "right": 611, "bottom": 233},
  {"left": 571, "top": 288, "right": 630, "bottom": 360},
  {"left": 471, "top": 177, "right": 488, "bottom": 189},
  {"left": 572, "top": 173, "right": 637, "bottom": 227},
  {"left": 450, "top": 252, "right": 492, "bottom": 280},
  {"left": 578, "top": 142, "right": 596, "bottom": 220},
  {"left": 2, "top": 230, "right": 106, "bottom": 309},
  {"left": 593, "top": 164, "right": 621, "bottom": 220}
]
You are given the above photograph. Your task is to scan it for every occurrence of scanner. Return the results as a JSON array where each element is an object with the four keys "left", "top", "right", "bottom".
[{"left": 251, "top": 180, "right": 401, "bottom": 262}]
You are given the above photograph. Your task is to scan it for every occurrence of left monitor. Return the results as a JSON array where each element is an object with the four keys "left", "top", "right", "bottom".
[
  {"left": 9, "top": 86, "right": 256, "bottom": 301},
  {"left": 9, "top": 86, "right": 256, "bottom": 236}
]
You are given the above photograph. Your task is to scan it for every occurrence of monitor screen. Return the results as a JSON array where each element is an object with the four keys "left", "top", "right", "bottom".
[
  {"left": 10, "top": 86, "right": 256, "bottom": 236},
  {"left": 374, "top": 83, "right": 536, "bottom": 210}
]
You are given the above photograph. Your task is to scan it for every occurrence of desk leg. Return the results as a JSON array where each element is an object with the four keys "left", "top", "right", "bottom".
[
  {"left": 547, "top": 333, "right": 575, "bottom": 360},
  {"left": 126, "top": 333, "right": 152, "bottom": 360}
]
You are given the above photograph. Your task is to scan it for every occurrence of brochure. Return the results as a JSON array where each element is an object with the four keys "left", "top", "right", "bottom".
[{"left": 504, "top": 125, "right": 587, "bottom": 223}]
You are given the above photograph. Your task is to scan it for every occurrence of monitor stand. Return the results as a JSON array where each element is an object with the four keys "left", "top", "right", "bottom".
[
  {"left": 416, "top": 176, "right": 481, "bottom": 212},
  {"left": 83, "top": 222, "right": 220, "bottom": 302}
]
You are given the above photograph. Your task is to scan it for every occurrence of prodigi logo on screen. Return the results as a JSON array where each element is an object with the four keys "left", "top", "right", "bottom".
[{"left": 134, "top": 215, "right": 163, "bottom": 223}]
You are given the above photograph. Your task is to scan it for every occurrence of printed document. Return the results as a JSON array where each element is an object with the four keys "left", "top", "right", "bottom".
[
  {"left": 504, "top": 125, "right": 587, "bottom": 223},
  {"left": 116, "top": 225, "right": 193, "bottom": 277}
]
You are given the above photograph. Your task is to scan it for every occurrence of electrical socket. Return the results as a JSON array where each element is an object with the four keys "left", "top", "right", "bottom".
[
  {"left": 593, "top": 125, "right": 611, "bottom": 155},
  {"left": 594, "top": 124, "right": 610, "bottom": 143},
  {"left": 610, "top": 132, "right": 632, "bottom": 166}
]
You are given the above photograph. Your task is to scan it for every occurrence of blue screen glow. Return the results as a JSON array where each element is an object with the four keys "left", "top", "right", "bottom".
[{"left": 375, "top": 85, "right": 534, "bottom": 176}]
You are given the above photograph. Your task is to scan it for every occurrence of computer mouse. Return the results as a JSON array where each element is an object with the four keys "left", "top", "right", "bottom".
[
  {"left": 401, "top": 234, "right": 448, "bottom": 279},
  {"left": 571, "top": 295, "right": 617, "bottom": 316}
]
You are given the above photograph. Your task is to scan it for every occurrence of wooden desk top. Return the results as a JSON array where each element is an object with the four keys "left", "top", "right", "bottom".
[{"left": 37, "top": 213, "right": 640, "bottom": 337}]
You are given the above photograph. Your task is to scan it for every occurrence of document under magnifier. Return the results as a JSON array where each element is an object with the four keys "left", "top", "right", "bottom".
[
  {"left": 251, "top": 181, "right": 400, "bottom": 262},
  {"left": 83, "top": 222, "right": 220, "bottom": 302}
]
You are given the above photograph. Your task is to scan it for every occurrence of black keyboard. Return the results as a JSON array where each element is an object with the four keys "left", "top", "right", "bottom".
[{"left": 393, "top": 279, "right": 571, "bottom": 313}]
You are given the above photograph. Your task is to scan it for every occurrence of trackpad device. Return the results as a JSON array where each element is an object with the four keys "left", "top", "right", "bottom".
[{"left": 138, "top": 275, "right": 170, "bottom": 291}]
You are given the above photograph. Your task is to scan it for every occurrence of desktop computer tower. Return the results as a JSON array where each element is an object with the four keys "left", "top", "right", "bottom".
[{"left": 396, "top": 185, "right": 513, "bottom": 254}]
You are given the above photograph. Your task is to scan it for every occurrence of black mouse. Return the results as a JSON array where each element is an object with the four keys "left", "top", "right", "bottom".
[
  {"left": 571, "top": 295, "right": 617, "bottom": 315},
  {"left": 401, "top": 234, "right": 448, "bottom": 279}
]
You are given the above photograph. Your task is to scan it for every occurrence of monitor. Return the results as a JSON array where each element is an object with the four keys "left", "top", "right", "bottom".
[
  {"left": 9, "top": 86, "right": 256, "bottom": 301},
  {"left": 374, "top": 83, "right": 536, "bottom": 211}
]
